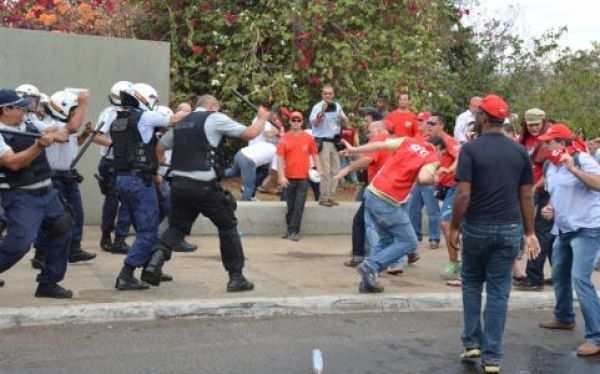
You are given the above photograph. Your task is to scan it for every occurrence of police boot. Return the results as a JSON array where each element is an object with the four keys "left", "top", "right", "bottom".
[
  {"left": 0, "top": 279, "right": 4, "bottom": 287},
  {"left": 115, "top": 264, "right": 149, "bottom": 291},
  {"left": 35, "top": 283, "right": 73, "bottom": 299},
  {"left": 227, "top": 273, "right": 254, "bottom": 292},
  {"left": 111, "top": 236, "right": 130, "bottom": 254},
  {"left": 161, "top": 273, "right": 173, "bottom": 282},
  {"left": 100, "top": 232, "right": 113, "bottom": 252},
  {"left": 31, "top": 250, "right": 46, "bottom": 270},
  {"left": 141, "top": 250, "right": 166, "bottom": 286},
  {"left": 68, "top": 241, "right": 97, "bottom": 263},
  {"left": 173, "top": 239, "right": 198, "bottom": 253}
]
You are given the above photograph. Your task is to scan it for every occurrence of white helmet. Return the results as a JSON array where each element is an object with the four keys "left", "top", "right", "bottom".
[
  {"left": 16, "top": 84, "right": 40, "bottom": 98},
  {"left": 132, "top": 83, "right": 158, "bottom": 111},
  {"left": 48, "top": 91, "right": 79, "bottom": 121},
  {"left": 39, "top": 93, "right": 49, "bottom": 104},
  {"left": 109, "top": 80, "right": 134, "bottom": 105},
  {"left": 156, "top": 105, "right": 174, "bottom": 117}
]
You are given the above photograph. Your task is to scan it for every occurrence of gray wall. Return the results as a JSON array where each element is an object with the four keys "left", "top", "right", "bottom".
[{"left": 0, "top": 27, "right": 170, "bottom": 224}]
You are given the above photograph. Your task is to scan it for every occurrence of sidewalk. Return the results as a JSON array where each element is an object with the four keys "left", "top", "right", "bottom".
[{"left": 1, "top": 227, "right": 598, "bottom": 328}]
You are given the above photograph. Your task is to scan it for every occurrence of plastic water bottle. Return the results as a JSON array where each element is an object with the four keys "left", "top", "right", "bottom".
[{"left": 312, "top": 349, "right": 323, "bottom": 374}]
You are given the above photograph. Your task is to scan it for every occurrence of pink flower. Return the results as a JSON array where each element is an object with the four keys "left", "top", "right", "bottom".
[
  {"left": 309, "top": 76, "right": 322, "bottom": 86},
  {"left": 200, "top": 2, "right": 212, "bottom": 10},
  {"left": 298, "top": 59, "right": 310, "bottom": 69},
  {"left": 223, "top": 12, "right": 238, "bottom": 25},
  {"left": 191, "top": 45, "right": 203, "bottom": 55}
]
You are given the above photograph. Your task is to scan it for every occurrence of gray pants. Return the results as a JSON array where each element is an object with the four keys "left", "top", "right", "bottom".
[
  {"left": 318, "top": 141, "right": 340, "bottom": 201},
  {"left": 285, "top": 179, "right": 309, "bottom": 234}
]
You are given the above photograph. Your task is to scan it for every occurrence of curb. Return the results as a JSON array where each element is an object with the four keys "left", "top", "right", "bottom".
[{"left": 0, "top": 291, "right": 559, "bottom": 329}]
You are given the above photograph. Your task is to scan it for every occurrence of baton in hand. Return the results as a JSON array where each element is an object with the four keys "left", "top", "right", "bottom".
[
  {"left": 0, "top": 128, "right": 42, "bottom": 139},
  {"left": 70, "top": 121, "right": 103, "bottom": 170},
  {"left": 230, "top": 89, "right": 279, "bottom": 130}
]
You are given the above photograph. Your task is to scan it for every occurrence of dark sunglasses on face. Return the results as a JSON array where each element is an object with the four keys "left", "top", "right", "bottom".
[
  {"left": 427, "top": 121, "right": 438, "bottom": 126},
  {"left": 290, "top": 118, "right": 303, "bottom": 122}
]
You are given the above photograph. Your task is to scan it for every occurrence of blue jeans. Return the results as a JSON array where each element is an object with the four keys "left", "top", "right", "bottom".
[
  {"left": 461, "top": 223, "right": 522, "bottom": 366},
  {"left": 0, "top": 189, "right": 71, "bottom": 284},
  {"left": 340, "top": 156, "right": 358, "bottom": 183},
  {"left": 439, "top": 186, "right": 457, "bottom": 223},
  {"left": 525, "top": 191, "right": 555, "bottom": 285},
  {"left": 363, "top": 191, "right": 418, "bottom": 273},
  {"left": 408, "top": 184, "right": 440, "bottom": 242},
  {"left": 117, "top": 173, "right": 159, "bottom": 268},
  {"left": 551, "top": 227, "right": 600, "bottom": 345},
  {"left": 98, "top": 157, "right": 131, "bottom": 237},
  {"left": 225, "top": 151, "right": 257, "bottom": 201}
]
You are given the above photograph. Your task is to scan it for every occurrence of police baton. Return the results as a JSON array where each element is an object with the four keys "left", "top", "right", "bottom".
[
  {"left": 70, "top": 121, "right": 103, "bottom": 170},
  {"left": 230, "top": 89, "right": 279, "bottom": 130},
  {"left": 0, "top": 128, "right": 42, "bottom": 139}
]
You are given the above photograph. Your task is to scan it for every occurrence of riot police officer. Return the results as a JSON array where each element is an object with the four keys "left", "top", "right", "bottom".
[
  {"left": 95, "top": 81, "right": 134, "bottom": 253},
  {"left": 111, "top": 83, "right": 185, "bottom": 290},
  {"left": 141, "top": 94, "right": 270, "bottom": 292},
  {"left": 32, "top": 90, "right": 96, "bottom": 268},
  {"left": 0, "top": 88, "right": 73, "bottom": 298}
]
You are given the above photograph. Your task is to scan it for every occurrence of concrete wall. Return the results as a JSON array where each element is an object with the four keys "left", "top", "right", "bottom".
[{"left": 0, "top": 27, "right": 170, "bottom": 224}]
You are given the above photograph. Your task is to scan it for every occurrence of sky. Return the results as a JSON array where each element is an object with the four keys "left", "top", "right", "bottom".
[{"left": 463, "top": 0, "right": 598, "bottom": 51}]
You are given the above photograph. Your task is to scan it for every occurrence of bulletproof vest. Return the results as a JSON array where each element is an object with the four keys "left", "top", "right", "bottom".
[
  {"left": 171, "top": 111, "right": 225, "bottom": 179},
  {"left": 0, "top": 122, "right": 53, "bottom": 188},
  {"left": 110, "top": 109, "right": 158, "bottom": 172}
]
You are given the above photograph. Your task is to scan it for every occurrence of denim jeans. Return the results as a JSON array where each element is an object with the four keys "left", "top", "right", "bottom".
[
  {"left": 461, "top": 223, "right": 522, "bottom": 366},
  {"left": 340, "top": 156, "right": 358, "bottom": 183},
  {"left": 439, "top": 186, "right": 457, "bottom": 223},
  {"left": 363, "top": 191, "right": 418, "bottom": 273},
  {"left": 551, "top": 227, "right": 600, "bottom": 345},
  {"left": 224, "top": 151, "right": 257, "bottom": 201},
  {"left": 284, "top": 179, "right": 309, "bottom": 235},
  {"left": 98, "top": 157, "right": 131, "bottom": 237},
  {"left": 408, "top": 184, "right": 441, "bottom": 242},
  {"left": 525, "top": 191, "right": 555, "bottom": 285}
]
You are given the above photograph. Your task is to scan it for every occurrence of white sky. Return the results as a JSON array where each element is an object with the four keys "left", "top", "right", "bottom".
[{"left": 463, "top": 0, "right": 598, "bottom": 51}]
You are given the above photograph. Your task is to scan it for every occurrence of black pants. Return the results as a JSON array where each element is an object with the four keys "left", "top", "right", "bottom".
[
  {"left": 352, "top": 188, "right": 366, "bottom": 257},
  {"left": 525, "top": 191, "right": 555, "bottom": 285},
  {"left": 284, "top": 179, "right": 309, "bottom": 235},
  {"left": 155, "top": 177, "right": 244, "bottom": 275}
]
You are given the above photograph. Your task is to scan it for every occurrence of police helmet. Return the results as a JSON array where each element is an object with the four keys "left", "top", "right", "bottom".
[
  {"left": 15, "top": 84, "right": 40, "bottom": 98},
  {"left": 132, "top": 83, "right": 159, "bottom": 111},
  {"left": 109, "top": 81, "right": 134, "bottom": 106},
  {"left": 48, "top": 91, "right": 79, "bottom": 122}
]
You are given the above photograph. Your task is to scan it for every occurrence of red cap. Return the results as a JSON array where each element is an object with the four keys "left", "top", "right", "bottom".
[
  {"left": 479, "top": 95, "right": 508, "bottom": 120},
  {"left": 289, "top": 111, "right": 304, "bottom": 120},
  {"left": 417, "top": 111, "right": 431, "bottom": 120},
  {"left": 280, "top": 106, "right": 292, "bottom": 117},
  {"left": 538, "top": 124, "right": 575, "bottom": 141}
]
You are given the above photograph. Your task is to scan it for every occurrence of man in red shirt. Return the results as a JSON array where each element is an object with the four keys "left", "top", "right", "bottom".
[
  {"left": 341, "top": 136, "right": 438, "bottom": 293},
  {"left": 427, "top": 114, "right": 462, "bottom": 281},
  {"left": 277, "top": 112, "right": 322, "bottom": 241},
  {"left": 335, "top": 121, "right": 392, "bottom": 267},
  {"left": 383, "top": 92, "right": 418, "bottom": 138},
  {"left": 514, "top": 108, "right": 555, "bottom": 291}
]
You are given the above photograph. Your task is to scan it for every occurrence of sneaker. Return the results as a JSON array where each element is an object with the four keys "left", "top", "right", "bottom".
[
  {"left": 429, "top": 240, "right": 440, "bottom": 249},
  {"left": 482, "top": 364, "right": 500, "bottom": 373},
  {"left": 356, "top": 263, "right": 384, "bottom": 293},
  {"left": 227, "top": 274, "right": 254, "bottom": 292},
  {"left": 440, "top": 262, "right": 461, "bottom": 280},
  {"left": 460, "top": 348, "right": 481, "bottom": 361},
  {"left": 319, "top": 200, "right": 333, "bottom": 207},
  {"left": 288, "top": 233, "right": 300, "bottom": 241},
  {"left": 407, "top": 252, "right": 420, "bottom": 264},
  {"left": 513, "top": 279, "right": 543, "bottom": 291},
  {"left": 577, "top": 341, "right": 600, "bottom": 356},
  {"left": 281, "top": 232, "right": 290, "bottom": 239},
  {"left": 539, "top": 320, "right": 576, "bottom": 330},
  {"left": 343, "top": 258, "right": 362, "bottom": 268},
  {"left": 35, "top": 283, "right": 73, "bottom": 299},
  {"left": 386, "top": 265, "right": 404, "bottom": 275}
]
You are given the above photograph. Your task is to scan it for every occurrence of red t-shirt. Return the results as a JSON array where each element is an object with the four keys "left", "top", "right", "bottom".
[
  {"left": 276, "top": 131, "right": 318, "bottom": 179},
  {"left": 370, "top": 137, "right": 438, "bottom": 204},
  {"left": 340, "top": 127, "right": 357, "bottom": 144},
  {"left": 383, "top": 110, "right": 418, "bottom": 138},
  {"left": 365, "top": 134, "right": 392, "bottom": 183},
  {"left": 437, "top": 132, "right": 460, "bottom": 187},
  {"left": 524, "top": 136, "right": 544, "bottom": 184}
]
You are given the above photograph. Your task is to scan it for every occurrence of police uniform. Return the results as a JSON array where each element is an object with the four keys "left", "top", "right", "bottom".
[
  {"left": 111, "top": 105, "right": 170, "bottom": 290},
  {"left": 32, "top": 115, "right": 96, "bottom": 265},
  {"left": 96, "top": 105, "right": 131, "bottom": 253},
  {"left": 0, "top": 102, "right": 73, "bottom": 297},
  {"left": 142, "top": 107, "right": 254, "bottom": 292}
]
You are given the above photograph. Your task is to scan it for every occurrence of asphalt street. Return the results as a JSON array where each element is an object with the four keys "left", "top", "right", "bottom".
[{"left": 1, "top": 310, "right": 599, "bottom": 374}]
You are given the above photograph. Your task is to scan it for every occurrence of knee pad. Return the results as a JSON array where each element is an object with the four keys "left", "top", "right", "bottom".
[{"left": 46, "top": 214, "right": 74, "bottom": 239}]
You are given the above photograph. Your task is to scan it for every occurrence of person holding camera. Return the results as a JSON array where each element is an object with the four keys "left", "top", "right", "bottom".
[{"left": 309, "top": 84, "right": 347, "bottom": 207}]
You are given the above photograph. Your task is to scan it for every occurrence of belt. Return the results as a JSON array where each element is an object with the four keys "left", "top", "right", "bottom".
[
  {"left": 15, "top": 186, "right": 53, "bottom": 196},
  {"left": 316, "top": 137, "right": 336, "bottom": 142},
  {"left": 171, "top": 176, "right": 218, "bottom": 187}
]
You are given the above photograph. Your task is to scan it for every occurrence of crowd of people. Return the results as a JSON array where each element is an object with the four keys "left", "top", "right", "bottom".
[{"left": 0, "top": 81, "right": 599, "bottom": 372}]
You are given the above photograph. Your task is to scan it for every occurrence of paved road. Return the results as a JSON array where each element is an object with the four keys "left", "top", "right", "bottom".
[{"left": 1, "top": 311, "right": 598, "bottom": 373}]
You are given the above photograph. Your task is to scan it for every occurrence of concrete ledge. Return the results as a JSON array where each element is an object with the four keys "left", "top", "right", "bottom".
[
  {"left": 191, "top": 201, "right": 361, "bottom": 235},
  {"left": 0, "top": 291, "right": 561, "bottom": 329}
]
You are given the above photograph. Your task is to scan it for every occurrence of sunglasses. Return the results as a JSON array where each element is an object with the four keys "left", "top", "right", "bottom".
[
  {"left": 290, "top": 118, "right": 303, "bottom": 122},
  {"left": 427, "top": 121, "right": 438, "bottom": 126}
]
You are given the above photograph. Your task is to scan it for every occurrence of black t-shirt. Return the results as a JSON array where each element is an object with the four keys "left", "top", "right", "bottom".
[{"left": 456, "top": 132, "right": 534, "bottom": 225}]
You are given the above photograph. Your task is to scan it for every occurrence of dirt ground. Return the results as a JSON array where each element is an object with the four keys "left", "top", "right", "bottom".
[{"left": 221, "top": 177, "right": 362, "bottom": 201}]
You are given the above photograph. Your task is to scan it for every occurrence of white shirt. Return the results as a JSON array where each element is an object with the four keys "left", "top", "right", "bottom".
[
  {"left": 454, "top": 109, "right": 475, "bottom": 144},
  {"left": 97, "top": 105, "right": 120, "bottom": 158},
  {"left": 43, "top": 117, "right": 79, "bottom": 171},
  {"left": 248, "top": 116, "right": 277, "bottom": 146},
  {"left": 240, "top": 142, "right": 276, "bottom": 167},
  {"left": 0, "top": 120, "right": 52, "bottom": 189}
]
